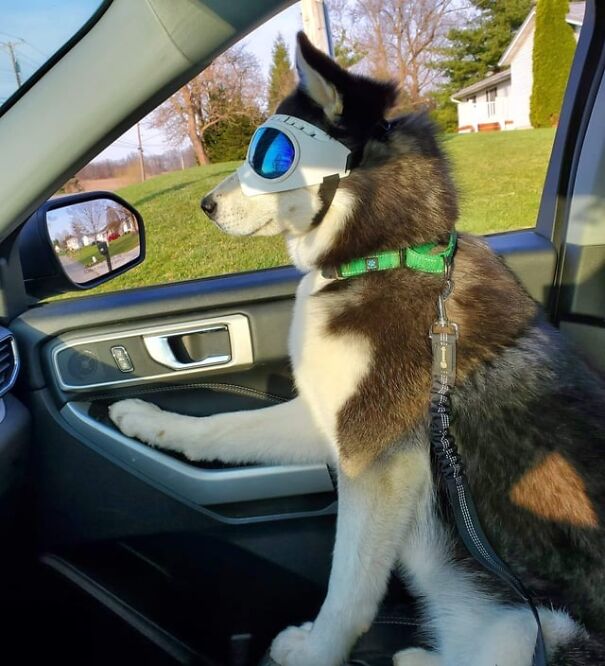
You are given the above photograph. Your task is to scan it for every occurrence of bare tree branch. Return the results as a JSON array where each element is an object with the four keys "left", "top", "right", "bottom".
[
  {"left": 335, "top": 0, "right": 466, "bottom": 110},
  {"left": 150, "top": 45, "right": 265, "bottom": 164}
]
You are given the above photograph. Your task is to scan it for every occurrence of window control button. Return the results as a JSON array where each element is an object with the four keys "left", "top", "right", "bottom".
[{"left": 111, "top": 346, "right": 134, "bottom": 373}]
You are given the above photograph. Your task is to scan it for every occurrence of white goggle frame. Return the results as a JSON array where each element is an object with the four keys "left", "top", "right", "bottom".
[{"left": 237, "top": 114, "right": 352, "bottom": 196}]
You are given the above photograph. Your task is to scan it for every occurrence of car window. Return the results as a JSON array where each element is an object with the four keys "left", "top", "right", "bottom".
[
  {"left": 56, "top": 1, "right": 584, "bottom": 297},
  {"left": 0, "top": 0, "right": 106, "bottom": 111}
]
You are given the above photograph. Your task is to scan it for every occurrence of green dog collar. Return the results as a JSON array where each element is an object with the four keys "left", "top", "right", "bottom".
[{"left": 325, "top": 232, "right": 457, "bottom": 279}]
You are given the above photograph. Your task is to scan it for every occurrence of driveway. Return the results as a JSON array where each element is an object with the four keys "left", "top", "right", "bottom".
[{"left": 58, "top": 247, "right": 139, "bottom": 284}]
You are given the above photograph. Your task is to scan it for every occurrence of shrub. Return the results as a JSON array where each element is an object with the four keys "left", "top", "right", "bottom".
[{"left": 530, "top": 0, "right": 576, "bottom": 128}]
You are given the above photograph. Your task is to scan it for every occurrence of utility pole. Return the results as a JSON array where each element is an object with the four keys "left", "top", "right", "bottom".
[
  {"left": 300, "top": 0, "right": 333, "bottom": 56},
  {"left": 136, "top": 122, "right": 146, "bottom": 182},
  {"left": 1, "top": 40, "right": 24, "bottom": 88}
]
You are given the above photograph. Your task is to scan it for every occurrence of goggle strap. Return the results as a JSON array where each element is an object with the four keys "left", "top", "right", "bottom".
[{"left": 311, "top": 174, "right": 341, "bottom": 227}]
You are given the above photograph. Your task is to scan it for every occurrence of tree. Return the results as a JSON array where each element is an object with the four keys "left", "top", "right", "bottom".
[
  {"left": 333, "top": 30, "right": 366, "bottom": 69},
  {"left": 433, "top": 0, "right": 532, "bottom": 131},
  {"left": 530, "top": 0, "right": 576, "bottom": 128},
  {"left": 69, "top": 219, "right": 87, "bottom": 243},
  {"left": 151, "top": 46, "right": 264, "bottom": 165},
  {"left": 205, "top": 115, "right": 260, "bottom": 163},
  {"left": 71, "top": 200, "right": 107, "bottom": 239},
  {"left": 267, "top": 34, "right": 296, "bottom": 112},
  {"left": 333, "top": 0, "right": 462, "bottom": 111}
]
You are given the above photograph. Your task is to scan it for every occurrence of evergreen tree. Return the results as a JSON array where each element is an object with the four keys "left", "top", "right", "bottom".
[
  {"left": 530, "top": 0, "right": 576, "bottom": 128},
  {"left": 433, "top": 0, "right": 532, "bottom": 132},
  {"left": 205, "top": 116, "right": 260, "bottom": 163},
  {"left": 333, "top": 29, "right": 365, "bottom": 69},
  {"left": 267, "top": 34, "right": 295, "bottom": 113}
]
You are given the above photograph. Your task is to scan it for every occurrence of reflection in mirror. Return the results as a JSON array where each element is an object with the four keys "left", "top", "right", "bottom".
[{"left": 47, "top": 199, "right": 141, "bottom": 285}]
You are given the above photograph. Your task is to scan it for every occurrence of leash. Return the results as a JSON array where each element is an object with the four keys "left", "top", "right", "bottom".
[{"left": 429, "top": 266, "right": 548, "bottom": 666}]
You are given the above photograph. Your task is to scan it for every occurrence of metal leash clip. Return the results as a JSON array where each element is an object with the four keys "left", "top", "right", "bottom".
[{"left": 429, "top": 264, "right": 458, "bottom": 387}]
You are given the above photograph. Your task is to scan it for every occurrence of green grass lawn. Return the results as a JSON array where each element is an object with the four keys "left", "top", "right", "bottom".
[
  {"left": 107, "top": 231, "right": 140, "bottom": 257},
  {"left": 63, "top": 243, "right": 100, "bottom": 267},
  {"left": 82, "top": 128, "right": 555, "bottom": 296},
  {"left": 445, "top": 128, "right": 555, "bottom": 234}
]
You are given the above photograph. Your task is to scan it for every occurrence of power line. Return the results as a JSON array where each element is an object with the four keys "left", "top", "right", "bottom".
[
  {"left": 21, "top": 42, "right": 48, "bottom": 59},
  {"left": 0, "top": 32, "right": 48, "bottom": 59},
  {"left": 0, "top": 31, "right": 23, "bottom": 41},
  {"left": 17, "top": 52, "right": 40, "bottom": 68}
]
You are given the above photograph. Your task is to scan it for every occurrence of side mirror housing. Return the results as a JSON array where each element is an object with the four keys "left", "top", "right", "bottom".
[{"left": 19, "top": 191, "right": 145, "bottom": 299}]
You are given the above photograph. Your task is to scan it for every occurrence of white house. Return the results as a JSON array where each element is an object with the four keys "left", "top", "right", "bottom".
[
  {"left": 65, "top": 236, "right": 82, "bottom": 251},
  {"left": 452, "top": 2, "right": 584, "bottom": 133},
  {"left": 121, "top": 218, "right": 135, "bottom": 234},
  {"left": 65, "top": 233, "right": 97, "bottom": 251}
]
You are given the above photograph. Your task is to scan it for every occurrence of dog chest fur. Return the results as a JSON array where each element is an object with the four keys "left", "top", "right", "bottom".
[{"left": 289, "top": 270, "right": 372, "bottom": 455}]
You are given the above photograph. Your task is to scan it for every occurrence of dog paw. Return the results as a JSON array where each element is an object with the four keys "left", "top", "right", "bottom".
[
  {"left": 109, "top": 399, "right": 166, "bottom": 445},
  {"left": 270, "top": 623, "right": 340, "bottom": 666}
]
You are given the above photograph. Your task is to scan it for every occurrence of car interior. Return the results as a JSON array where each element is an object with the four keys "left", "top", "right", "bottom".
[{"left": 0, "top": 1, "right": 604, "bottom": 664}]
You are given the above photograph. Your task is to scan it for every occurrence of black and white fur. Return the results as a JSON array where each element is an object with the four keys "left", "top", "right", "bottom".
[{"left": 110, "top": 33, "right": 605, "bottom": 666}]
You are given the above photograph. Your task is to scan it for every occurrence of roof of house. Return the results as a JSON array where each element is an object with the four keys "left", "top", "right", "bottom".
[
  {"left": 498, "top": 8, "right": 536, "bottom": 67},
  {"left": 451, "top": 69, "right": 511, "bottom": 101}
]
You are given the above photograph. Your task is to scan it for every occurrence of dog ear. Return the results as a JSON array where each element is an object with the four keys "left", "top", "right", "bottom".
[
  {"left": 295, "top": 32, "right": 397, "bottom": 131},
  {"left": 295, "top": 32, "right": 344, "bottom": 122}
]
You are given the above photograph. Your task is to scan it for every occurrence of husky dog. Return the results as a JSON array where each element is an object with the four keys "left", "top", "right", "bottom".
[{"left": 110, "top": 33, "right": 605, "bottom": 666}]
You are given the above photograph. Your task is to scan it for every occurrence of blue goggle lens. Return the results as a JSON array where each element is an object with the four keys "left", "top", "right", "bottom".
[{"left": 249, "top": 127, "right": 295, "bottom": 179}]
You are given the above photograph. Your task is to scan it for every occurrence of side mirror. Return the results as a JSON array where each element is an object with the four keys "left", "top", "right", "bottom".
[{"left": 19, "top": 192, "right": 145, "bottom": 299}]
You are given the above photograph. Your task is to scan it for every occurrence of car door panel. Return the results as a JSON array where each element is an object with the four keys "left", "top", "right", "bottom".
[
  {"left": 14, "top": 266, "right": 300, "bottom": 390},
  {"left": 16, "top": 271, "right": 337, "bottom": 521},
  {"left": 62, "top": 400, "right": 335, "bottom": 514}
]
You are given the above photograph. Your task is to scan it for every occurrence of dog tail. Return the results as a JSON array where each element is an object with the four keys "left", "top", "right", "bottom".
[{"left": 550, "top": 631, "right": 605, "bottom": 665}]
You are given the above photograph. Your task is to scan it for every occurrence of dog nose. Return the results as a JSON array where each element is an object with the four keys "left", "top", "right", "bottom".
[{"left": 201, "top": 195, "right": 217, "bottom": 218}]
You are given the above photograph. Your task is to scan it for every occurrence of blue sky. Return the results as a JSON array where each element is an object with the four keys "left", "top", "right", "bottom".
[{"left": 0, "top": 1, "right": 303, "bottom": 161}]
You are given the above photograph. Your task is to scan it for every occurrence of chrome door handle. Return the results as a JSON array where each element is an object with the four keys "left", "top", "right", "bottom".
[
  {"left": 144, "top": 325, "right": 230, "bottom": 370},
  {"left": 143, "top": 315, "right": 253, "bottom": 371}
]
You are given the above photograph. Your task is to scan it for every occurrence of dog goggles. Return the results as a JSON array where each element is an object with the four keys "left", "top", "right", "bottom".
[{"left": 237, "top": 114, "right": 352, "bottom": 196}]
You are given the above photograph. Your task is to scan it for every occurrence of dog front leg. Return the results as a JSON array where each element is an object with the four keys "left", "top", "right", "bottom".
[
  {"left": 270, "top": 445, "right": 431, "bottom": 666},
  {"left": 109, "top": 396, "right": 334, "bottom": 465}
]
